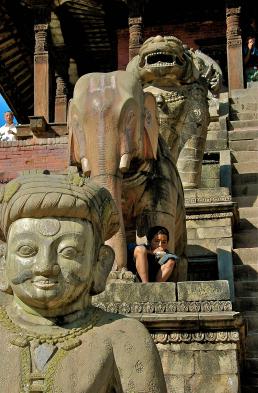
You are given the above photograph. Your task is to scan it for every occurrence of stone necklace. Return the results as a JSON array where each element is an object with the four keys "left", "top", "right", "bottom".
[{"left": 0, "top": 306, "right": 103, "bottom": 392}]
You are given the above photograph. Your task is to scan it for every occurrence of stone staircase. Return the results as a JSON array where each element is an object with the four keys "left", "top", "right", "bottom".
[{"left": 229, "top": 89, "right": 258, "bottom": 393}]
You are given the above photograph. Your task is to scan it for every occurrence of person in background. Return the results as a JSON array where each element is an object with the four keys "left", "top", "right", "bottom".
[
  {"left": 0, "top": 111, "right": 17, "bottom": 141},
  {"left": 243, "top": 33, "right": 258, "bottom": 83},
  {"left": 133, "top": 226, "right": 179, "bottom": 283}
]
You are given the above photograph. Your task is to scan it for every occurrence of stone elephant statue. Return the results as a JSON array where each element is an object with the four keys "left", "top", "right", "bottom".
[
  {"left": 68, "top": 70, "right": 187, "bottom": 280},
  {"left": 127, "top": 35, "right": 222, "bottom": 189}
]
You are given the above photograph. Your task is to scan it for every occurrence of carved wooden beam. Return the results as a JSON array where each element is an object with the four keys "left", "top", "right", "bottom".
[
  {"left": 55, "top": 75, "right": 68, "bottom": 123},
  {"left": 126, "top": 0, "right": 145, "bottom": 60},
  {"left": 34, "top": 22, "right": 50, "bottom": 121},
  {"left": 128, "top": 16, "right": 143, "bottom": 60}
]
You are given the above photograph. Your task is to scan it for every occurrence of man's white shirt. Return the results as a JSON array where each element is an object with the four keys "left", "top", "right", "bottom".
[{"left": 0, "top": 123, "right": 17, "bottom": 141}]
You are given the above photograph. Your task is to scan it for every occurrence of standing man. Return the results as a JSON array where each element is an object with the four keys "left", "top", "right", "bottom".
[{"left": 0, "top": 111, "right": 17, "bottom": 141}]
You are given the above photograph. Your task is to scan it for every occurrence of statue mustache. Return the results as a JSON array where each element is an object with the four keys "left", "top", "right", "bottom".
[{"left": 11, "top": 270, "right": 85, "bottom": 285}]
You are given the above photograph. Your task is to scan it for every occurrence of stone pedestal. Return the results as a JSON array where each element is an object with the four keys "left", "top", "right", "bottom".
[
  {"left": 93, "top": 281, "right": 245, "bottom": 393},
  {"left": 185, "top": 188, "right": 238, "bottom": 300}
]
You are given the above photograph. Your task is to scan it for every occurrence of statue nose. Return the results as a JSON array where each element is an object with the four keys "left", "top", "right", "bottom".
[
  {"left": 33, "top": 262, "right": 60, "bottom": 276},
  {"left": 32, "top": 249, "right": 60, "bottom": 276}
]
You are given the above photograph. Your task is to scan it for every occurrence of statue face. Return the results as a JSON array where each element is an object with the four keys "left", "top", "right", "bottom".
[{"left": 5, "top": 217, "right": 95, "bottom": 309}]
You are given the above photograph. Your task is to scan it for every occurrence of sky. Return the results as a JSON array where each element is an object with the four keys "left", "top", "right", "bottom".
[{"left": 0, "top": 94, "right": 17, "bottom": 126}]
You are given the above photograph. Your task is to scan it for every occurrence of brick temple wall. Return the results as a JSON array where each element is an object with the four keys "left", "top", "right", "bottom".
[
  {"left": 0, "top": 137, "right": 68, "bottom": 182},
  {"left": 117, "top": 20, "right": 226, "bottom": 70}
]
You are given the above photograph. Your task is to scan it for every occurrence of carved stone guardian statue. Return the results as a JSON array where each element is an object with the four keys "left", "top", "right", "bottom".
[{"left": 0, "top": 171, "right": 167, "bottom": 392}]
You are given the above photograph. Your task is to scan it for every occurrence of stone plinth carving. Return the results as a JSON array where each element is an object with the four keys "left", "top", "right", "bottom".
[
  {"left": 93, "top": 280, "right": 245, "bottom": 393},
  {"left": 0, "top": 172, "right": 167, "bottom": 392}
]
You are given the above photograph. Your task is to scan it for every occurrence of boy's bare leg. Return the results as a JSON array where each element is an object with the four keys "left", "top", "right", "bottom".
[
  {"left": 156, "top": 259, "right": 175, "bottom": 282},
  {"left": 134, "top": 246, "right": 149, "bottom": 283}
]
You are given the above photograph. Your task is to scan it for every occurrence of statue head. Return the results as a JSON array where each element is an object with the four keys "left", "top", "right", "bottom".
[
  {"left": 126, "top": 34, "right": 201, "bottom": 86},
  {"left": 0, "top": 171, "right": 119, "bottom": 316}
]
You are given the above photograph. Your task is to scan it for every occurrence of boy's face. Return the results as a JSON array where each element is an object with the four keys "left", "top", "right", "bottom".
[{"left": 150, "top": 234, "right": 168, "bottom": 251}]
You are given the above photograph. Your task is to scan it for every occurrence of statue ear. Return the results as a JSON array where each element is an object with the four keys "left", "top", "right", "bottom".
[
  {"left": 183, "top": 52, "right": 200, "bottom": 82},
  {"left": 0, "top": 245, "right": 12, "bottom": 294},
  {"left": 143, "top": 92, "right": 159, "bottom": 159},
  {"left": 90, "top": 245, "right": 115, "bottom": 295}
]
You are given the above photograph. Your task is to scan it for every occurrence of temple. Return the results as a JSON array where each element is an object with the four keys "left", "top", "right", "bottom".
[{"left": 0, "top": 1, "right": 258, "bottom": 392}]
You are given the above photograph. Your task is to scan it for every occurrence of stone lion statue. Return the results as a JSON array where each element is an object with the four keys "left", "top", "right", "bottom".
[{"left": 127, "top": 35, "right": 222, "bottom": 189}]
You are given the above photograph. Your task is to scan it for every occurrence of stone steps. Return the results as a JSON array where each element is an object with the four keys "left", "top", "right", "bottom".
[
  {"left": 233, "top": 248, "right": 258, "bottom": 265},
  {"left": 238, "top": 217, "right": 258, "bottom": 230},
  {"left": 230, "top": 111, "right": 258, "bottom": 121},
  {"left": 242, "top": 385, "right": 258, "bottom": 393},
  {"left": 233, "top": 230, "right": 258, "bottom": 248},
  {"left": 229, "top": 128, "right": 258, "bottom": 141},
  {"left": 234, "top": 297, "right": 258, "bottom": 312},
  {"left": 242, "top": 312, "right": 258, "bottom": 332},
  {"left": 245, "top": 357, "right": 258, "bottom": 378},
  {"left": 232, "top": 183, "right": 258, "bottom": 196},
  {"left": 229, "top": 90, "right": 258, "bottom": 393},
  {"left": 246, "top": 333, "right": 258, "bottom": 357},
  {"left": 230, "top": 119, "right": 258, "bottom": 130},
  {"left": 235, "top": 281, "right": 258, "bottom": 297},
  {"left": 233, "top": 265, "right": 258, "bottom": 281},
  {"left": 232, "top": 195, "right": 258, "bottom": 208},
  {"left": 231, "top": 150, "right": 258, "bottom": 162},
  {"left": 229, "top": 139, "right": 258, "bottom": 151},
  {"left": 230, "top": 88, "right": 258, "bottom": 98},
  {"left": 239, "top": 207, "right": 258, "bottom": 219},
  {"left": 232, "top": 162, "right": 258, "bottom": 174}
]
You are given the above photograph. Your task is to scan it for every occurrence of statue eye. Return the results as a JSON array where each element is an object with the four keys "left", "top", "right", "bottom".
[
  {"left": 18, "top": 245, "right": 37, "bottom": 257},
  {"left": 59, "top": 246, "right": 79, "bottom": 259}
]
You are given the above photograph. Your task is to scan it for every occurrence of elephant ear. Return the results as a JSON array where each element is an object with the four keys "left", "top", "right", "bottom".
[
  {"left": 143, "top": 92, "right": 159, "bottom": 159},
  {"left": 67, "top": 99, "right": 91, "bottom": 175}
]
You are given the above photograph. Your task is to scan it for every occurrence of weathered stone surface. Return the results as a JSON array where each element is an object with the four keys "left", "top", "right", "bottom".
[
  {"left": 196, "top": 226, "right": 232, "bottom": 239},
  {"left": 177, "top": 281, "right": 230, "bottom": 301},
  {"left": 160, "top": 350, "right": 194, "bottom": 375},
  {"left": 94, "top": 282, "right": 177, "bottom": 303},
  {"left": 165, "top": 376, "right": 184, "bottom": 393},
  {"left": 187, "top": 218, "right": 231, "bottom": 229},
  {"left": 194, "top": 350, "right": 238, "bottom": 374},
  {"left": 187, "top": 238, "right": 233, "bottom": 256},
  {"left": 185, "top": 374, "right": 239, "bottom": 393}
]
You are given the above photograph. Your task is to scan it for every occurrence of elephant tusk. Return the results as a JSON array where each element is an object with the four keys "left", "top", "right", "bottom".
[
  {"left": 119, "top": 153, "right": 131, "bottom": 173},
  {"left": 81, "top": 157, "right": 91, "bottom": 176}
]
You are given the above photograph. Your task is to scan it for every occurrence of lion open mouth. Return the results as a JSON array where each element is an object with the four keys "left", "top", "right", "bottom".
[{"left": 143, "top": 52, "right": 184, "bottom": 67}]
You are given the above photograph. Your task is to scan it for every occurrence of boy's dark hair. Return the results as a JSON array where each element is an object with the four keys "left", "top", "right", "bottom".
[{"left": 147, "top": 226, "right": 169, "bottom": 242}]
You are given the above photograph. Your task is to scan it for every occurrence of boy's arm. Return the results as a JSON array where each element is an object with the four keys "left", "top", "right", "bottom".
[{"left": 158, "top": 252, "right": 179, "bottom": 266}]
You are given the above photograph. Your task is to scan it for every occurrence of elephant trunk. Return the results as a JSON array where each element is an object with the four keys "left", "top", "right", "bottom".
[{"left": 91, "top": 174, "right": 127, "bottom": 271}]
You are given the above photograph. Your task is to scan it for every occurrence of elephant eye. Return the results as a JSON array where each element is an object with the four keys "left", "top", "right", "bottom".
[{"left": 17, "top": 245, "right": 38, "bottom": 257}]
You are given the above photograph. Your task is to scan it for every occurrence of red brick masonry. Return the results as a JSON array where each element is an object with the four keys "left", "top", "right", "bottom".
[{"left": 0, "top": 136, "right": 68, "bottom": 183}]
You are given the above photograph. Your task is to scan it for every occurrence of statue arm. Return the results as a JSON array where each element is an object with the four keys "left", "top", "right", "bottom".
[{"left": 111, "top": 318, "right": 167, "bottom": 392}]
